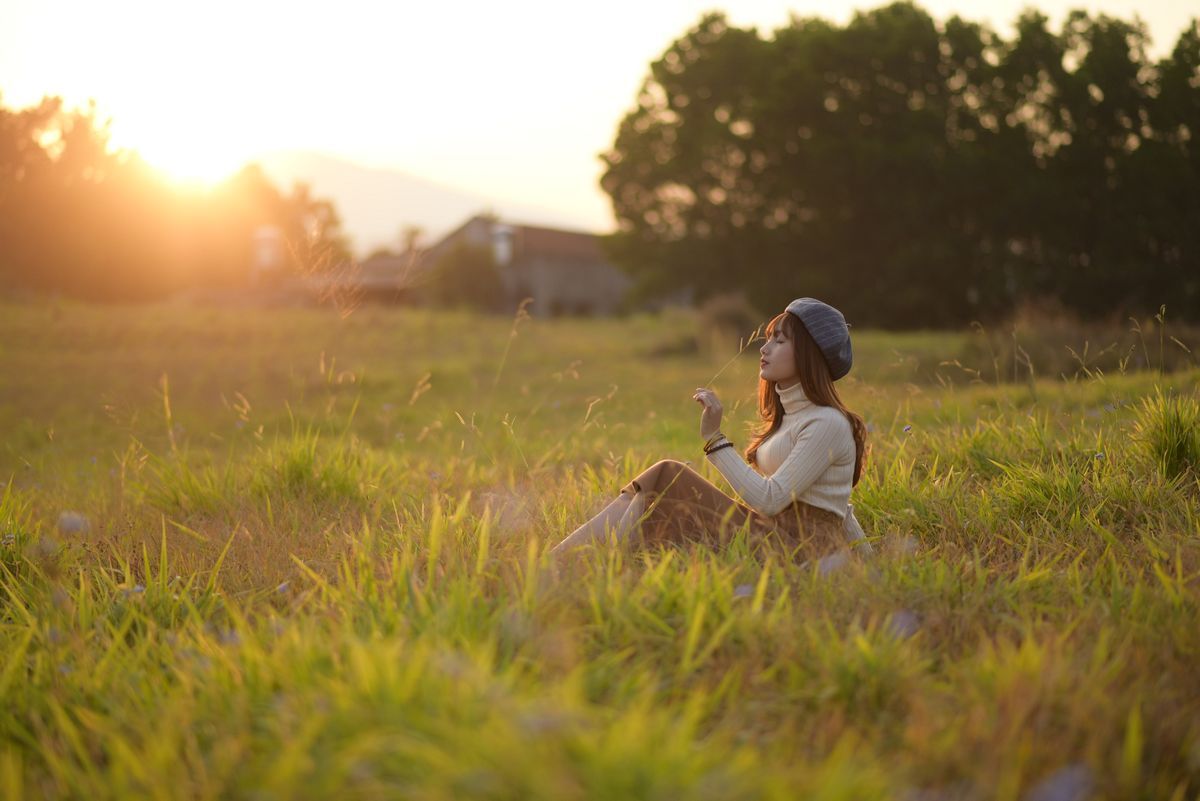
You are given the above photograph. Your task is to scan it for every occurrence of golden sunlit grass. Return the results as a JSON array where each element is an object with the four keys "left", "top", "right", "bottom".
[{"left": 0, "top": 300, "right": 1197, "bottom": 799}]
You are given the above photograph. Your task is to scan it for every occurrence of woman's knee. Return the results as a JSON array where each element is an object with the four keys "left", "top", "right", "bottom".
[
  {"left": 627, "top": 459, "right": 687, "bottom": 494},
  {"left": 649, "top": 459, "right": 689, "bottom": 485},
  {"left": 652, "top": 459, "right": 687, "bottom": 475}
]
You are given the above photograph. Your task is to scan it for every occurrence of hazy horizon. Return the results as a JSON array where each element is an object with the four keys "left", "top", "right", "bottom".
[{"left": 254, "top": 149, "right": 608, "bottom": 255}]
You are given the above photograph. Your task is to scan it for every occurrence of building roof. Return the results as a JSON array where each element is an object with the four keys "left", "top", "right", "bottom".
[
  {"left": 355, "top": 215, "right": 615, "bottom": 291},
  {"left": 510, "top": 222, "right": 605, "bottom": 264}
]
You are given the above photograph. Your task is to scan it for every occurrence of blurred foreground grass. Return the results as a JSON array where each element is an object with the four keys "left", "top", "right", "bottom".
[{"left": 0, "top": 300, "right": 1198, "bottom": 800}]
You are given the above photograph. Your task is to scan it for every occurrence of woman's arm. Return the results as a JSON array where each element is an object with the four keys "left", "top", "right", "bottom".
[{"left": 706, "top": 415, "right": 849, "bottom": 516}]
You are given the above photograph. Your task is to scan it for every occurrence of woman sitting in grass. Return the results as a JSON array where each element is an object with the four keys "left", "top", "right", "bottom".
[{"left": 551, "top": 297, "right": 873, "bottom": 561}]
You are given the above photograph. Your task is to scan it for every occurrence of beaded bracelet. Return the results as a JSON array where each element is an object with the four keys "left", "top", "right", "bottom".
[
  {"left": 703, "top": 430, "right": 725, "bottom": 448},
  {"left": 704, "top": 441, "right": 735, "bottom": 456}
]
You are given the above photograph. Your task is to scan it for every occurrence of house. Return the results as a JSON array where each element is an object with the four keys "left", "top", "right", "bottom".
[
  {"left": 363, "top": 214, "right": 635, "bottom": 316},
  {"left": 352, "top": 251, "right": 423, "bottom": 301}
]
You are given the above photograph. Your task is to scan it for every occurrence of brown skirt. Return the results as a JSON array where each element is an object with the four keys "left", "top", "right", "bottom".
[{"left": 619, "top": 459, "right": 846, "bottom": 560}]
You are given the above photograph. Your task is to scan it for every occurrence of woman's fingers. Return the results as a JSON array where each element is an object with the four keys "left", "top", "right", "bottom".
[{"left": 694, "top": 387, "right": 722, "bottom": 440}]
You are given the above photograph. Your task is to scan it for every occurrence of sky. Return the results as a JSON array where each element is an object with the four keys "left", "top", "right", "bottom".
[{"left": 1, "top": 0, "right": 1195, "bottom": 235}]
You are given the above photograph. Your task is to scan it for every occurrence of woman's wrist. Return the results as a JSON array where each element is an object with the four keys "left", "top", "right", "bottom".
[
  {"left": 703, "top": 430, "right": 724, "bottom": 447},
  {"left": 703, "top": 433, "right": 732, "bottom": 455}
]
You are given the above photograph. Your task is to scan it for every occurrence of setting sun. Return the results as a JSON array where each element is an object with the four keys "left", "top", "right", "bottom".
[
  {"left": 118, "top": 121, "right": 252, "bottom": 187},
  {"left": 135, "top": 143, "right": 245, "bottom": 187}
]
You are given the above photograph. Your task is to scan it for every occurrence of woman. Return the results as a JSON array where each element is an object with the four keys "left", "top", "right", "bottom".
[{"left": 551, "top": 297, "right": 873, "bottom": 562}]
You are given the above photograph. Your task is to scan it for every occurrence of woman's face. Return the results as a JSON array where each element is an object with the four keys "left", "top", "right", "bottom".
[{"left": 759, "top": 326, "right": 799, "bottom": 386}]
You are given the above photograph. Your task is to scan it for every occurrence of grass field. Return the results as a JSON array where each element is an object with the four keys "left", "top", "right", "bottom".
[{"left": 1, "top": 300, "right": 1198, "bottom": 800}]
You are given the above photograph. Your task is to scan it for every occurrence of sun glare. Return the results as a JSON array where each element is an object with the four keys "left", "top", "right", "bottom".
[
  {"left": 128, "top": 131, "right": 249, "bottom": 188},
  {"left": 115, "top": 118, "right": 252, "bottom": 187}
]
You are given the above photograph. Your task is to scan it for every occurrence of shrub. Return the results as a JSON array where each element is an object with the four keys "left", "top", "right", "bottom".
[
  {"left": 0, "top": 480, "right": 37, "bottom": 577},
  {"left": 251, "top": 428, "right": 387, "bottom": 503},
  {"left": 144, "top": 455, "right": 238, "bottom": 516},
  {"left": 1133, "top": 388, "right": 1200, "bottom": 482},
  {"left": 695, "top": 292, "right": 766, "bottom": 357},
  {"left": 427, "top": 243, "right": 505, "bottom": 312},
  {"left": 957, "top": 300, "right": 1200, "bottom": 381},
  {"left": 142, "top": 430, "right": 388, "bottom": 516}
]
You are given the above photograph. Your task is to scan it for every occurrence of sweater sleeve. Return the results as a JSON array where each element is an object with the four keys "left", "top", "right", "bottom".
[{"left": 706, "top": 415, "right": 848, "bottom": 516}]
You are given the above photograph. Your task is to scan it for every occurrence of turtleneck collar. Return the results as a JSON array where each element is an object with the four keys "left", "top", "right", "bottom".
[{"left": 775, "top": 380, "right": 812, "bottom": 415}]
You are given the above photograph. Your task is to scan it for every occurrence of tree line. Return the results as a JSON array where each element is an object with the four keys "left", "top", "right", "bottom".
[
  {"left": 599, "top": 2, "right": 1200, "bottom": 327},
  {"left": 0, "top": 96, "right": 349, "bottom": 301}
]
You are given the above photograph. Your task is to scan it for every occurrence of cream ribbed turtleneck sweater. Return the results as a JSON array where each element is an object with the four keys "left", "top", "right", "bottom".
[{"left": 705, "top": 381, "right": 856, "bottom": 519}]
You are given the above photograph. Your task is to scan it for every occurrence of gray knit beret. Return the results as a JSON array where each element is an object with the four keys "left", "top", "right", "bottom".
[{"left": 785, "top": 297, "right": 853, "bottom": 380}]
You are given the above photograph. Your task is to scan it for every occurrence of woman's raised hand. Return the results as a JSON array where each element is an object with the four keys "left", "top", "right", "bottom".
[{"left": 692, "top": 387, "right": 723, "bottom": 440}]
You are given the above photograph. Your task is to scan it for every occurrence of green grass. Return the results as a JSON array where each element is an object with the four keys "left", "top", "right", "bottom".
[
  {"left": 0, "top": 300, "right": 1198, "bottom": 800},
  {"left": 1134, "top": 389, "right": 1200, "bottom": 483}
]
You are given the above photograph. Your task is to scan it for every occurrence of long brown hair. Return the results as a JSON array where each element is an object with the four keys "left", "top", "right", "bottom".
[{"left": 745, "top": 311, "right": 868, "bottom": 485}]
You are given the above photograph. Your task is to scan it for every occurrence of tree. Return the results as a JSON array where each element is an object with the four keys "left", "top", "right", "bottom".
[
  {"left": 427, "top": 242, "right": 504, "bottom": 311},
  {"left": 599, "top": 2, "right": 1200, "bottom": 326},
  {"left": 0, "top": 96, "right": 181, "bottom": 299},
  {"left": 0, "top": 95, "right": 352, "bottom": 300},
  {"left": 400, "top": 224, "right": 424, "bottom": 254}
]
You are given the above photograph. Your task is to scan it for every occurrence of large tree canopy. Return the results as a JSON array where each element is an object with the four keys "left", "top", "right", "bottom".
[{"left": 599, "top": 2, "right": 1200, "bottom": 326}]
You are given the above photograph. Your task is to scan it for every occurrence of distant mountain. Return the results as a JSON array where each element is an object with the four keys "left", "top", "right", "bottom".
[{"left": 252, "top": 150, "right": 602, "bottom": 257}]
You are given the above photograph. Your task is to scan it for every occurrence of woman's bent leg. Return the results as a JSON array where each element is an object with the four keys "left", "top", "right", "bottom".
[
  {"left": 621, "top": 459, "right": 754, "bottom": 548},
  {"left": 553, "top": 459, "right": 753, "bottom": 556},
  {"left": 551, "top": 491, "right": 635, "bottom": 554}
]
